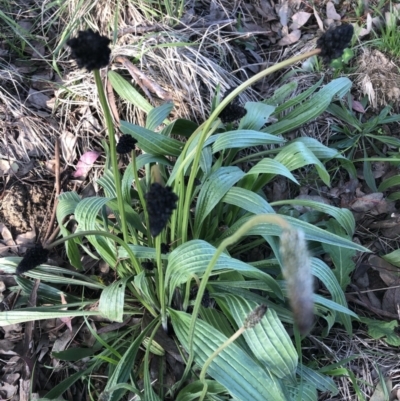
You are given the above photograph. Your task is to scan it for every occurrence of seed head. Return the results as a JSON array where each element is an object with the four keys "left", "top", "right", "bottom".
[
  {"left": 279, "top": 228, "right": 314, "bottom": 335},
  {"left": 317, "top": 24, "right": 354, "bottom": 64},
  {"left": 219, "top": 88, "right": 247, "bottom": 123},
  {"left": 145, "top": 183, "right": 178, "bottom": 237},
  {"left": 142, "top": 261, "right": 154, "bottom": 270},
  {"left": 160, "top": 242, "right": 170, "bottom": 254},
  {"left": 116, "top": 134, "right": 137, "bottom": 154},
  {"left": 244, "top": 304, "right": 268, "bottom": 329},
  {"left": 16, "top": 245, "right": 49, "bottom": 275},
  {"left": 67, "top": 29, "right": 111, "bottom": 71}
]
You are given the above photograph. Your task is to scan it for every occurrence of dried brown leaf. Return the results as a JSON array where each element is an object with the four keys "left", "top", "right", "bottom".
[
  {"left": 326, "top": 2, "right": 341, "bottom": 20},
  {"left": 351, "top": 192, "right": 384, "bottom": 212},
  {"left": 313, "top": 7, "right": 324, "bottom": 31},
  {"left": 290, "top": 11, "right": 312, "bottom": 29},
  {"left": 278, "top": 29, "right": 301, "bottom": 46}
]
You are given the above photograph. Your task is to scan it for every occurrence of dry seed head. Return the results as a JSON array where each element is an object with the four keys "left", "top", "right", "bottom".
[
  {"left": 244, "top": 304, "right": 268, "bottom": 329},
  {"left": 279, "top": 228, "right": 314, "bottom": 335}
]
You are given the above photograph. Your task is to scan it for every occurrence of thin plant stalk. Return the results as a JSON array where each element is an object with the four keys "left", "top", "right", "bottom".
[
  {"left": 178, "top": 214, "right": 291, "bottom": 386},
  {"left": 94, "top": 70, "right": 129, "bottom": 243},
  {"left": 131, "top": 150, "right": 152, "bottom": 247},
  {"left": 179, "top": 49, "right": 320, "bottom": 243},
  {"left": 155, "top": 235, "right": 167, "bottom": 331},
  {"left": 198, "top": 326, "right": 246, "bottom": 401}
]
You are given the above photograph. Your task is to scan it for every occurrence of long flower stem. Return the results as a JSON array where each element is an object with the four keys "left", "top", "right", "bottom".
[
  {"left": 155, "top": 235, "right": 167, "bottom": 331},
  {"left": 180, "top": 49, "right": 320, "bottom": 244},
  {"left": 132, "top": 150, "right": 152, "bottom": 247},
  {"left": 94, "top": 70, "right": 128, "bottom": 243},
  {"left": 198, "top": 326, "right": 246, "bottom": 401}
]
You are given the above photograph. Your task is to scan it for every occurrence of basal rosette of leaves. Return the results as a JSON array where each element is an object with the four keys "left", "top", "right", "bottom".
[{"left": 0, "top": 28, "right": 370, "bottom": 401}]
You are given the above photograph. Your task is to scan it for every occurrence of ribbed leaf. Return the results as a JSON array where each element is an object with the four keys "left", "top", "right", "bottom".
[
  {"left": 146, "top": 102, "right": 173, "bottom": 130},
  {"left": 382, "top": 249, "right": 400, "bottom": 267},
  {"left": 247, "top": 158, "right": 298, "bottom": 184},
  {"left": 75, "top": 197, "right": 117, "bottom": 267},
  {"left": 264, "top": 81, "right": 298, "bottom": 108},
  {"left": 0, "top": 309, "right": 101, "bottom": 325},
  {"left": 270, "top": 199, "right": 355, "bottom": 236},
  {"left": 165, "top": 240, "right": 282, "bottom": 303},
  {"left": 223, "top": 294, "right": 298, "bottom": 380},
  {"left": 0, "top": 258, "right": 104, "bottom": 289},
  {"left": 239, "top": 102, "right": 276, "bottom": 130},
  {"left": 15, "top": 276, "right": 82, "bottom": 304},
  {"left": 169, "top": 309, "right": 286, "bottom": 401},
  {"left": 102, "top": 321, "right": 156, "bottom": 401},
  {"left": 297, "top": 364, "right": 338, "bottom": 395},
  {"left": 266, "top": 77, "right": 351, "bottom": 135},
  {"left": 99, "top": 277, "right": 130, "bottom": 322},
  {"left": 108, "top": 71, "right": 153, "bottom": 113},
  {"left": 176, "top": 380, "right": 227, "bottom": 401},
  {"left": 222, "top": 187, "right": 275, "bottom": 214},
  {"left": 194, "top": 167, "right": 245, "bottom": 234},
  {"left": 275, "top": 141, "right": 330, "bottom": 186},
  {"left": 56, "top": 192, "right": 82, "bottom": 269},
  {"left": 378, "top": 175, "right": 400, "bottom": 192},
  {"left": 288, "top": 383, "right": 317, "bottom": 401},
  {"left": 311, "top": 258, "right": 352, "bottom": 334},
  {"left": 219, "top": 215, "right": 368, "bottom": 252},
  {"left": 212, "top": 130, "right": 283, "bottom": 154},
  {"left": 120, "top": 121, "right": 183, "bottom": 156}
]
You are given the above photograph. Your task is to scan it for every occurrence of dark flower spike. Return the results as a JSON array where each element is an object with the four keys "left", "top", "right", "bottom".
[
  {"left": 16, "top": 245, "right": 49, "bottom": 275},
  {"left": 116, "top": 134, "right": 137, "bottom": 154},
  {"left": 145, "top": 183, "right": 179, "bottom": 237},
  {"left": 219, "top": 87, "right": 247, "bottom": 123},
  {"left": 142, "top": 261, "right": 154, "bottom": 270},
  {"left": 317, "top": 24, "right": 354, "bottom": 64},
  {"left": 67, "top": 29, "right": 111, "bottom": 71},
  {"left": 160, "top": 243, "right": 170, "bottom": 254}
]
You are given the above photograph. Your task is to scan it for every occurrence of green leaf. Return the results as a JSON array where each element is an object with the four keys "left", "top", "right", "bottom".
[
  {"left": 271, "top": 199, "right": 355, "bottom": 236},
  {"left": 99, "top": 277, "right": 130, "bottom": 322},
  {"left": 247, "top": 158, "right": 298, "bottom": 184},
  {"left": 266, "top": 78, "right": 351, "bottom": 135},
  {"left": 108, "top": 71, "right": 153, "bottom": 114},
  {"left": 218, "top": 215, "right": 369, "bottom": 252},
  {"left": 120, "top": 121, "right": 183, "bottom": 156},
  {"left": 15, "top": 276, "right": 82, "bottom": 304},
  {"left": 45, "top": 366, "right": 94, "bottom": 399},
  {"left": 239, "top": 102, "right": 276, "bottom": 130},
  {"left": 52, "top": 346, "right": 101, "bottom": 361},
  {"left": 382, "top": 249, "right": 400, "bottom": 267},
  {"left": 311, "top": 258, "right": 353, "bottom": 334},
  {"left": 274, "top": 141, "right": 330, "bottom": 186},
  {"left": 360, "top": 318, "right": 400, "bottom": 346},
  {"left": 75, "top": 197, "right": 118, "bottom": 267},
  {"left": 160, "top": 118, "right": 198, "bottom": 138},
  {"left": 0, "top": 309, "right": 101, "bottom": 325},
  {"left": 102, "top": 321, "right": 156, "bottom": 401},
  {"left": 56, "top": 192, "right": 82, "bottom": 269},
  {"left": 146, "top": 102, "right": 174, "bottom": 130},
  {"left": 223, "top": 294, "right": 298, "bottom": 380},
  {"left": 176, "top": 380, "right": 227, "bottom": 401},
  {"left": 212, "top": 130, "right": 284, "bottom": 153},
  {"left": 169, "top": 309, "right": 286, "bottom": 401},
  {"left": 297, "top": 364, "right": 338, "bottom": 395},
  {"left": 222, "top": 187, "right": 275, "bottom": 214},
  {"left": 264, "top": 81, "right": 298, "bottom": 107},
  {"left": 165, "top": 240, "right": 282, "bottom": 303},
  {"left": 322, "top": 220, "right": 356, "bottom": 290},
  {"left": 194, "top": 167, "right": 245, "bottom": 234},
  {"left": 378, "top": 175, "right": 400, "bottom": 192}
]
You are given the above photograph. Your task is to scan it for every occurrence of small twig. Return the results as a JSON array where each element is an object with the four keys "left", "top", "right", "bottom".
[
  {"left": 115, "top": 56, "right": 172, "bottom": 101},
  {"left": 106, "top": 77, "right": 120, "bottom": 125},
  {"left": 44, "top": 138, "right": 61, "bottom": 245}
]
